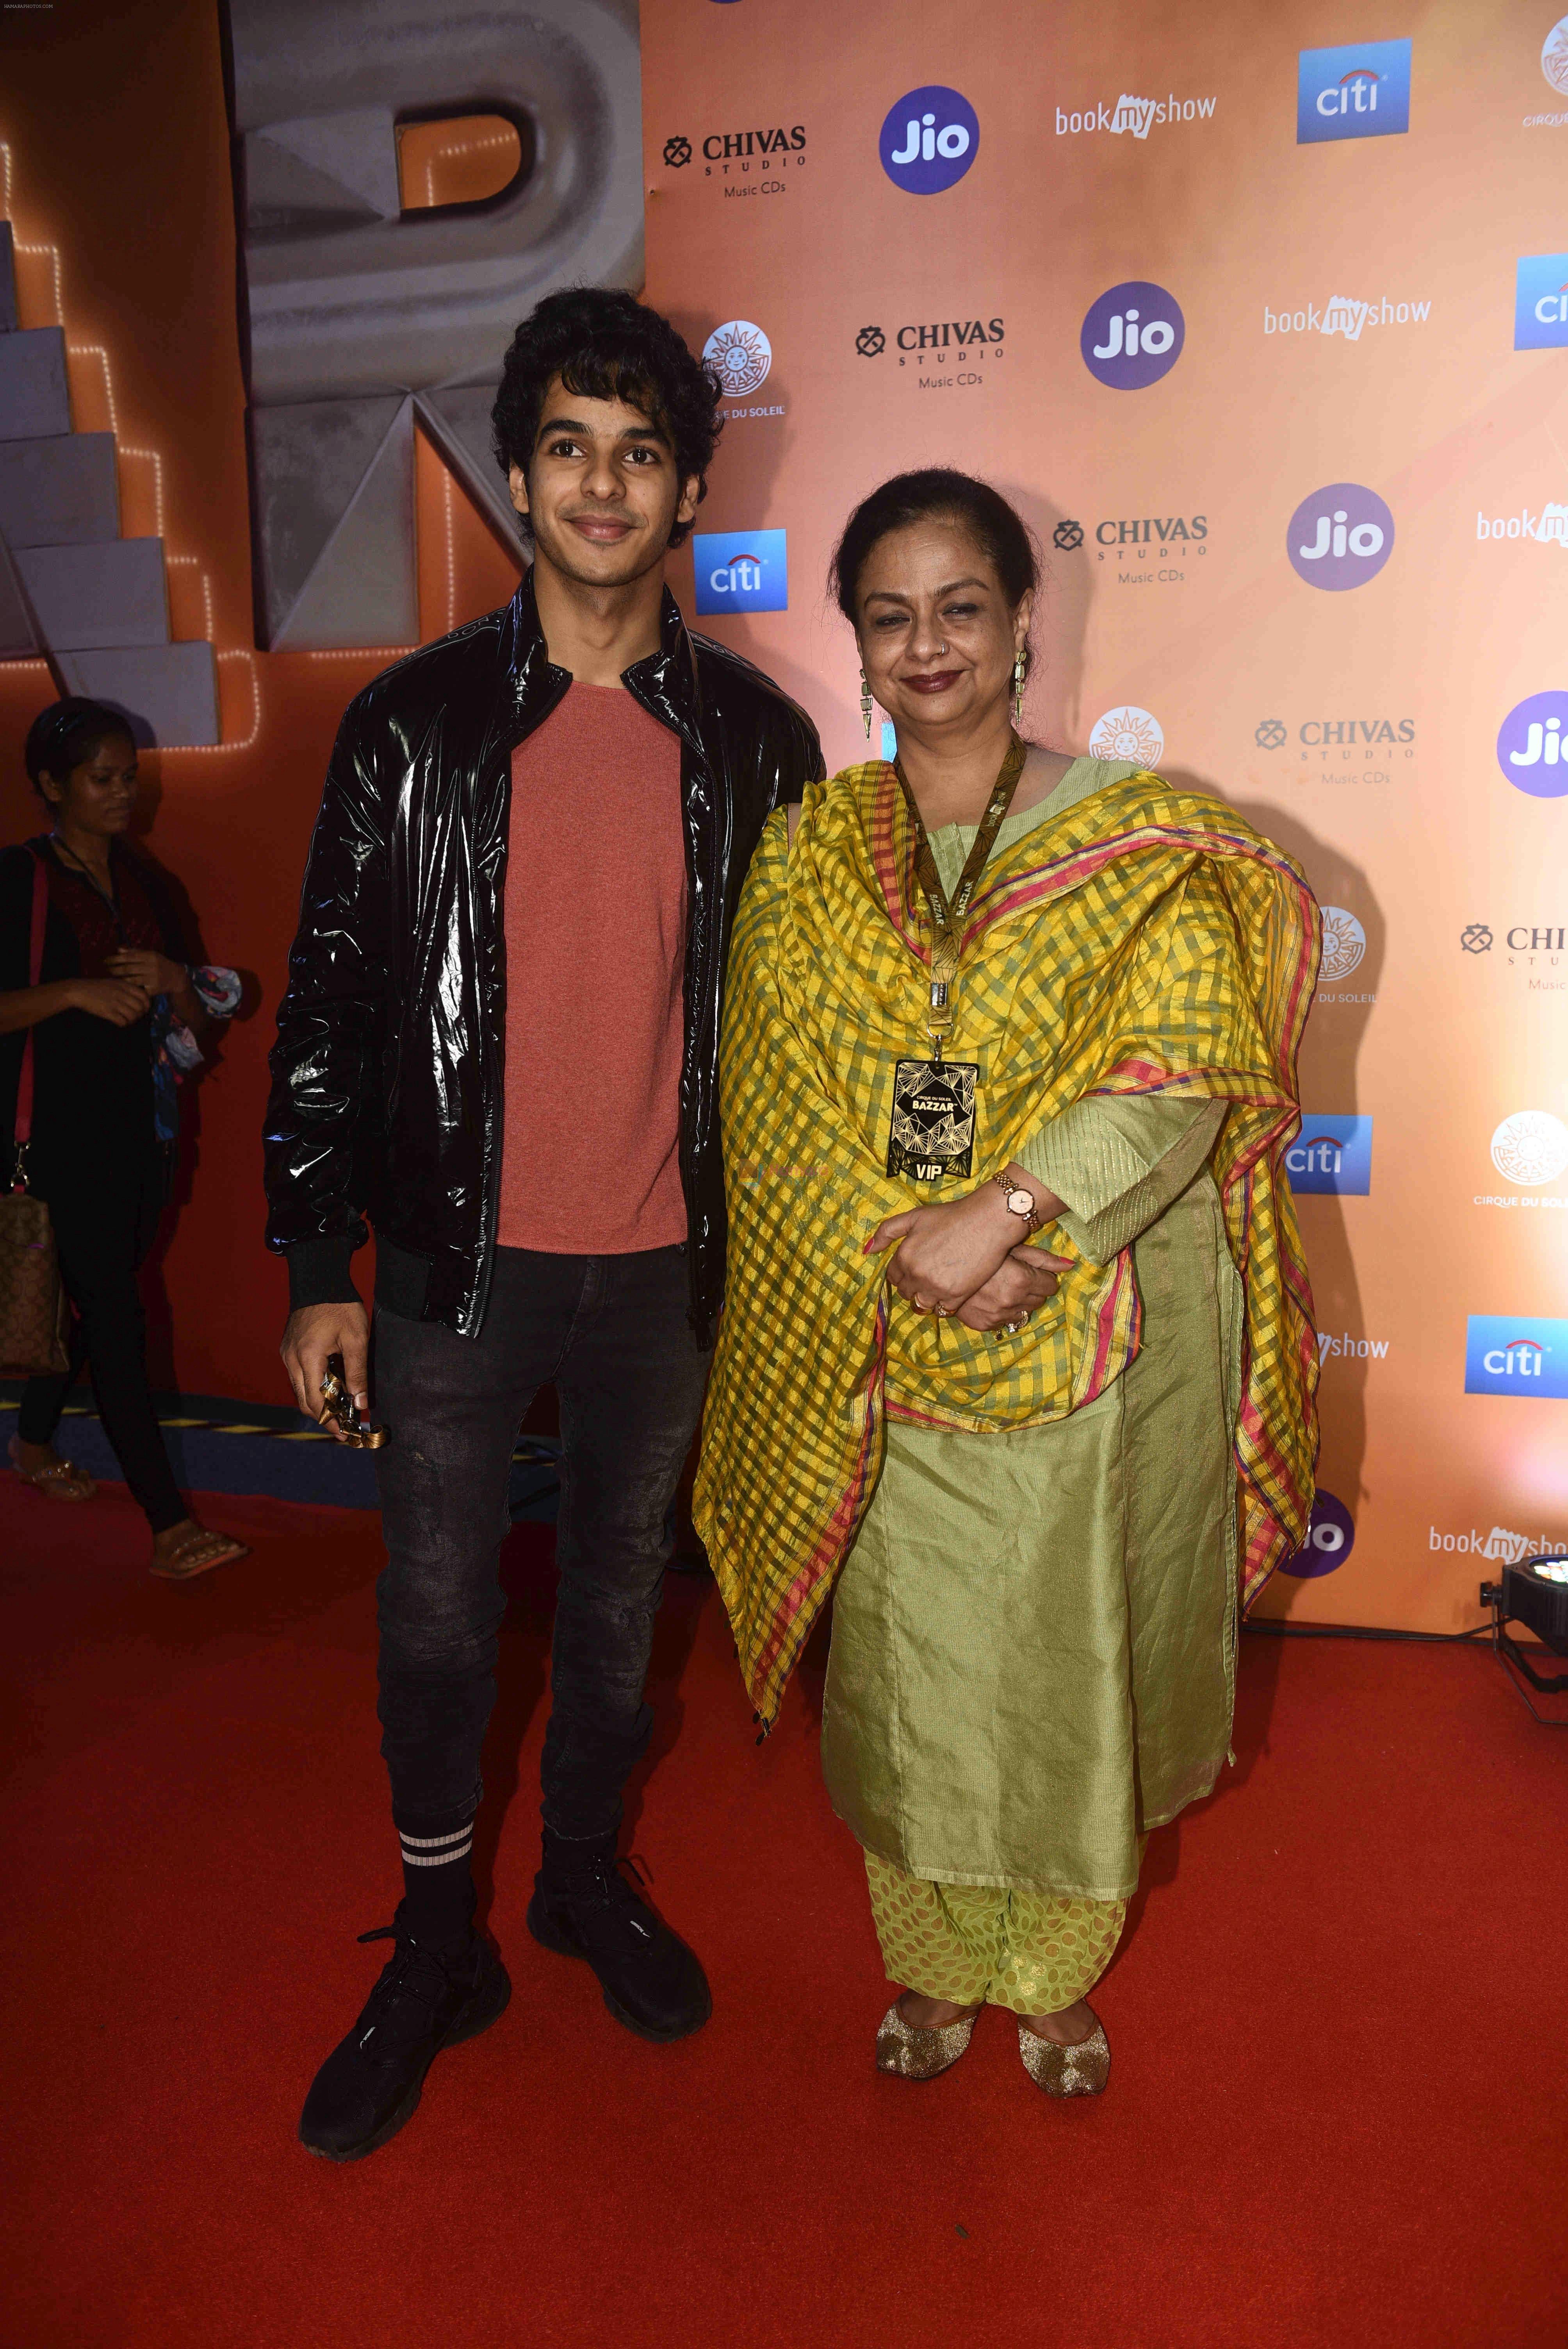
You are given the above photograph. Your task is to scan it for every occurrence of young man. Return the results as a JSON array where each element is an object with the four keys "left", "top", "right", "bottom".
[{"left": 265, "top": 288, "right": 822, "bottom": 2161}]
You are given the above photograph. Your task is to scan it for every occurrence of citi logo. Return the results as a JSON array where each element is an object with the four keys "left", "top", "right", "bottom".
[
  {"left": 1287, "top": 483, "right": 1395, "bottom": 589},
  {"left": 1465, "top": 1314, "right": 1568, "bottom": 1399},
  {"left": 880, "top": 86, "right": 980, "bottom": 194},
  {"left": 1297, "top": 40, "right": 1412, "bottom": 143},
  {"left": 691, "top": 527, "right": 788, "bottom": 616},
  {"left": 1055, "top": 93, "right": 1217, "bottom": 139},
  {"left": 1285, "top": 1114, "right": 1372, "bottom": 1194},
  {"left": 1477, "top": 503, "right": 1568, "bottom": 546},
  {"left": 1263, "top": 294, "right": 1430, "bottom": 341},
  {"left": 1515, "top": 251, "right": 1568, "bottom": 348}
]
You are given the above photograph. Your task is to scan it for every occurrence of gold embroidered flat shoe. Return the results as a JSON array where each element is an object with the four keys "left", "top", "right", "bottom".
[
  {"left": 874, "top": 2000, "right": 978, "bottom": 2082},
  {"left": 1017, "top": 2013, "right": 1110, "bottom": 2097}
]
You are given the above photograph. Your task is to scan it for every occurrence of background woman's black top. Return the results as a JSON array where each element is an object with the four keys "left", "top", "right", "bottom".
[{"left": 0, "top": 837, "right": 187, "bottom": 1178}]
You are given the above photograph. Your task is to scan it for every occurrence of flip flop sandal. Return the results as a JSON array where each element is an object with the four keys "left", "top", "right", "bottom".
[
  {"left": 149, "top": 1527, "right": 251, "bottom": 1581},
  {"left": 9, "top": 1439, "right": 97, "bottom": 1502}
]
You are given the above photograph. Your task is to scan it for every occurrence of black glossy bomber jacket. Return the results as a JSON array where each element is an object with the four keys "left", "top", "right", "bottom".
[{"left": 263, "top": 571, "right": 824, "bottom": 1345}]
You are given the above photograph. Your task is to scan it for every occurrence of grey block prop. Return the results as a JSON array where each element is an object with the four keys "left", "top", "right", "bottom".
[
  {"left": 15, "top": 539, "right": 169, "bottom": 651},
  {"left": 55, "top": 642, "right": 220, "bottom": 749},
  {"left": 0, "top": 328, "right": 71, "bottom": 443},
  {"left": 250, "top": 394, "right": 415, "bottom": 648},
  {"left": 0, "top": 224, "right": 16, "bottom": 334},
  {"left": 0, "top": 524, "right": 43, "bottom": 659},
  {"left": 0, "top": 434, "right": 119, "bottom": 548},
  {"left": 226, "top": 0, "right": 640, "bottom": 647},
  {"left": 413, "top": 383, "right": 519, "bottom": 545}
]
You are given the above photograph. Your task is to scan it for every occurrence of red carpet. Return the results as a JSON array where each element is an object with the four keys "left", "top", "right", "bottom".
[{"left": 2, "top": 1477, "right": 1565, "bottom": 2349}]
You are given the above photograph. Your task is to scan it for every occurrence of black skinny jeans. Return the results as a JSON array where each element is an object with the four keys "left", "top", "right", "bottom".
[
  {"left": 18, "top": 1149, "right": 186, "bottom": 1535},
  {"left": 372, "top": 1244, "right": 711, "bottom": 1852}
]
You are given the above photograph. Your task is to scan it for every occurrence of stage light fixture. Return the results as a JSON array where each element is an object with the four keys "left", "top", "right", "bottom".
[{"left": 1479, "top": 1557, "right": 1568, "bottom": 1723}]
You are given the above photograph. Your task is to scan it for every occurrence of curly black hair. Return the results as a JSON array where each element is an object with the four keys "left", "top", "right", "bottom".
[{"left": 491, "top": 287, "right": 723, "bottom": 550}]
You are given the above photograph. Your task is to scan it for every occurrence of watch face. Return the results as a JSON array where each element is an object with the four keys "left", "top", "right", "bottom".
[{"left": 1007, "top": 1188, "right": 1034, "bottom": 1215}]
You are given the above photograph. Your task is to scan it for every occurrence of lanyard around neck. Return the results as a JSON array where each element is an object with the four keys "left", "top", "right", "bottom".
[{"left": 893, "top": 731, "right": 1027, "bottom": 1059}]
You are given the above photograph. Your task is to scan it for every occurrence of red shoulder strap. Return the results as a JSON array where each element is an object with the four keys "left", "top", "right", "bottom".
[{"left": 13, "top": 848, "right": 48, "bottom": 1155}]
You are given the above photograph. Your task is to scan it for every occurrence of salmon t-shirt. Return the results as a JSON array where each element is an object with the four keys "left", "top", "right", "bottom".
[{"left": 496, "top": 683, "right": 688, "bottom": 1254}]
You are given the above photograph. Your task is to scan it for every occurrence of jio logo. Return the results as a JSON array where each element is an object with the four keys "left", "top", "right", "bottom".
[
  {"left": 1496, "top": 691, "right": 1568, "bottom": 798},
  {"left": 1284, "top": 1489, "right": 1356, "bottom": 1578},
  {"left": 879, "top": 86, "right": 980, "bottom": 194},
  {"left": 1287, "top": 482, "right": 1394, "bottom": 590},
  {"left": 1080, "top": 280, "right": 1184, "bottom": 390}
]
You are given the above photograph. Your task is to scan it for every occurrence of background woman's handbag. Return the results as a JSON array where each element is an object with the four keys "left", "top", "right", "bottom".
[{"left": 0, "top": 850, "right": 70, "bottom": 1375}]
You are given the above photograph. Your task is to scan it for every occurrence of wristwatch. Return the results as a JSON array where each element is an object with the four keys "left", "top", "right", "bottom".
[{"left": 993, "top": 1172, "right": 1042, "bottom": 1234}]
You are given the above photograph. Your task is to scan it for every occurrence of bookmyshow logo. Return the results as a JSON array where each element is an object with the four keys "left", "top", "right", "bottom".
[
  {"left": 1318, "top": 1329, "right": 1388, "bottom": 1359},
  {"left": 1476, "top": 501, "right": 1568, "bottom": 547},
  {"left": 1055, "top": 92, "right": 1216, "bottom": 139},
  {"left": 1429, "top": 1522, "right": 1567, "bottom": 1560},
  {"left": 1263, "top": 293, "right": 1431, "bottom": 342}
]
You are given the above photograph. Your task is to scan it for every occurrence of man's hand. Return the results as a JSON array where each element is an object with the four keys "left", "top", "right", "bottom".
[
  {"left": 954, "top": 1244, "right": 1071, "bottom": 1332},
  {"left": 281, "top": 1300, "right": 370, "bottom": 1439},
  {"left": 71, "top": 975, "right": 152, "bottom": 1027}
]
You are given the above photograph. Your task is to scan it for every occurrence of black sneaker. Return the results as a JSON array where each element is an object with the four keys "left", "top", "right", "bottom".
[
  {"left": 298, "top": 1913, "right": 511, "bottom": 2162},
  {"left": 527, "top": 1837, "right": 711, "bottom": 2044}
]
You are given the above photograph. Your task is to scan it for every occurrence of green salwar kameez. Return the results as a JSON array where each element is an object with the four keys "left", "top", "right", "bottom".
[{"left": 816, "top": 763, "right": 1245, "bottom": 2006}]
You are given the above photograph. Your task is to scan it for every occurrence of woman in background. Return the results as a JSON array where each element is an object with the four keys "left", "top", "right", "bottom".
[
  {"left": 0, "top": 697, "right": 247, "bottom": 1579},
  {"left": 698, "top": 472, "right": 1319, "bottom": 2094}
]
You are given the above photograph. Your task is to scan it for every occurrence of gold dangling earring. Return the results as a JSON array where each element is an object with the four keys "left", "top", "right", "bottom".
[
  {"left": 1012, "top": 650, "right": 1027, "bottom": 725},
  {"left": 860, "top": 667, "right": 874, "bottom": 740}
]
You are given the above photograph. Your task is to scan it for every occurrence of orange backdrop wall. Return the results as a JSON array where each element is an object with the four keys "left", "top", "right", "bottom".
[
  {"left": 638, "top": 0, "right": 1568, "bottom": 1631},
  {"left": 5, "top": 0, "right": 1565, "bottom": 1633}
]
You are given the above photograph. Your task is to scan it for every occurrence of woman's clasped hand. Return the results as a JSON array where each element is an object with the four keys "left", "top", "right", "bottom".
[{"left": 865, "top": 1182, "right": 1072, "bottom": 1330}]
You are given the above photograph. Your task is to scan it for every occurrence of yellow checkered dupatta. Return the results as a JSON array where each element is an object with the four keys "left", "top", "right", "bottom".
[{"left": 695, "top": 761, "right": 1322, "bottom": 1725}]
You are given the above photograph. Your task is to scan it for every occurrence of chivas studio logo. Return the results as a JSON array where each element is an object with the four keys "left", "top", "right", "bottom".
[
  {"left": 1287, "top": 483, "right": 1394, "bottom": 590},
  {"left": 1496, "top": 691, "right": 1568, "bottom": 797},
  {"left": 853, "top": 315, "right": 1007, "bottom": 382},
  {"left": 662, "top": 123, "right": 807, "bottom": 189},
  {"left": 1080, "top": 281, "right": 1184, "bottom": 389},
  {"left": 879, "top": 86, "right": 979, "bottom": 194},
  {"left": 702, "top": 320, "right": 772, "bottom": 397}
]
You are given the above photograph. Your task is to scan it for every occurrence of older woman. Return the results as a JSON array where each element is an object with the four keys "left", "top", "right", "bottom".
[
  {"left": 697, "top": 471, "right": 1320, "bottom": 2092},
  {"left": 0, "top": 697, "right": 246, "bottom": 1578}
]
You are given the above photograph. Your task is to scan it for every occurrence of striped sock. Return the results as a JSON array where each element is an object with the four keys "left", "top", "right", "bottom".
[{"left": 396, "top": 1815, "right": 477, "bottom": 1946}]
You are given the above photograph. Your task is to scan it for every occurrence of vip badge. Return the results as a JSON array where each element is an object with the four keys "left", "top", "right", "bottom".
[{"left": 887, "top": 1058, "right": 978, "bottom": 1181}]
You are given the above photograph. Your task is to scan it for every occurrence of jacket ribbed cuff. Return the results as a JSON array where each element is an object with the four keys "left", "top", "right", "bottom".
[{"left": 282, "top": 1236, "right": 363, "bottom": 1312}]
